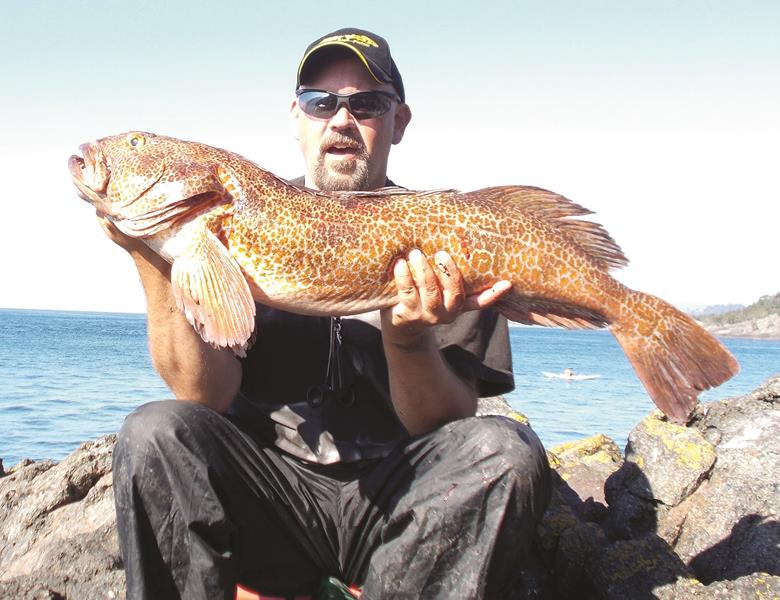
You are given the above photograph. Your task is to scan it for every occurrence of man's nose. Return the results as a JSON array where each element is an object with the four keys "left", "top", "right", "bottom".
[{"left": 329, "top": 105, "right": 355, "bottom": 129}]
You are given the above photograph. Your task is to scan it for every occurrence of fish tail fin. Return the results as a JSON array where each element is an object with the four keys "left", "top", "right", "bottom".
[{"left": 610, "top": 292, "right": 739, "bottom": 423}]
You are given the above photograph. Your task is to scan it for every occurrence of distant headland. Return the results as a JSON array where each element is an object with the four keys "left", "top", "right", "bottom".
[{"left": 696, "top": 292, "right": 780, "bottom": 339}]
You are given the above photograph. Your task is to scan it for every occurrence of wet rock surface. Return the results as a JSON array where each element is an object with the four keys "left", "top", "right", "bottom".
[
  {"left": 0, "top": 436, "right": 124, "bottom": 599},
  {"left": 2, "top": 377, "right": 778, "bottom": 599},
  {"left": 534, "top": 375, "right": 780, "bottom": 598}
]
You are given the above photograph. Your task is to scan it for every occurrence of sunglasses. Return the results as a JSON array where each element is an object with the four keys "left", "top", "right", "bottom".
[{"left": 296, "top": 89, "right": 400, "bottom": 120}]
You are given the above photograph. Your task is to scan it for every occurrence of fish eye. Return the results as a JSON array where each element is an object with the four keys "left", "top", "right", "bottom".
[{"left": 127, "top": 133, "right": 146, "bottom": 148}]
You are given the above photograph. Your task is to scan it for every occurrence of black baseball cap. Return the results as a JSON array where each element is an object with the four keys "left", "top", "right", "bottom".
[{"left": 296, "top": 28, "right": 405, "bottom": 103}]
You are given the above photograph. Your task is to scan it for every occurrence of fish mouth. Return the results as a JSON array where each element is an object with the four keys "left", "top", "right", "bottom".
[{"left": 69, "top": 143, "right": 111, "bottom": 209}]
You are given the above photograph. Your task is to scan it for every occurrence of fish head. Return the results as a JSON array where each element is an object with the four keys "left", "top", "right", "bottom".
[{"left": 68, "top": 131, "right": 227, "bottom": 228}]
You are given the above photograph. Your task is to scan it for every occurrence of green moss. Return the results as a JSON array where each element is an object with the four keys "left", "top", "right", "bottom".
[
  {"left": 506, "top": 410, "right": 529, "bottom": 425},
  {"left": 550, "top": 433, "right": 622, "bottom": 466},
  {"left": 640, "top": 415, "right": 715, "bottom": 470}
]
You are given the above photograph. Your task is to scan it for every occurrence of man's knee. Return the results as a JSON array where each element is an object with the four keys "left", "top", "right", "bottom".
[
  {"left": 446, "top": 416, "right": 552, "bottom": 506},
  {"left": 114, "top": 400, "right": 215, "bottom": 466},
  {"left": 448, "top": 416, "right": 547, "bottom": 465}
]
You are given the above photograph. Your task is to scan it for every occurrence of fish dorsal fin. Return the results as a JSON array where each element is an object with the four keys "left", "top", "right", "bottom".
[
  {"left": 343, "top": 186, "right": 464, "bottom": 198},
  {"left": 473, "top": 185, "right": 629, "bottom": 271},
  {"left": 354, "top": 185, "right": 410, "bottom": 194},
  {"left": 170, "top": 227, "right": 256, "bottom": 356},
  {"left": 332, "top": 186, "right": 420, "bottom": 199},
  {"left": 330, "top": 186, "right": 415, "bottom": 200}
]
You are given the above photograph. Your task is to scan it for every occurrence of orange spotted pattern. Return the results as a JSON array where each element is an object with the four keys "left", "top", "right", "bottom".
[{"left": 69, "top": 132, "right": 739, "bottom": 423}]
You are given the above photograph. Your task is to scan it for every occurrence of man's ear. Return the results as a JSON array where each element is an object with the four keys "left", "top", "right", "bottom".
[
  {"left": 289, "top": 99, "right": 301, "bottom": 140},
  {"left": 392, "top": 104, "right": 412, "bottom": 145}
]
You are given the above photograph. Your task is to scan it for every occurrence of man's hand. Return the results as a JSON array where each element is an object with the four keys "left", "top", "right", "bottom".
[
  {"left": 381, "top": 249, "right": 512, "bottom": 344},
  {"left": 380, "top": 249, "right": 511, "bottom": 434},
  {"left": 96, "top": 214, "right": 170, "bottom": 271},
  {"left": 96, "top": 214, "right": 142, "bottom": 252}
]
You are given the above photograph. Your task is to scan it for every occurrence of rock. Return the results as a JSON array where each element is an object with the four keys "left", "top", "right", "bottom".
[
  {"left": 537, "top": 375, "right": 780, "bottom": 598},
  {"left": 602, "top": 409, "right": 718, "bottom": 540},
  {"left": 704, "top": 313, "right": 780, "bottom": 339},
  {"left": 553, "top": 520, "right": 610, "bottom": 597},
  {"left": 2, "top": 379, "right": 779, "bottom": 599},
  {"left": 548, "top": 434, "right": 623, "bottom": 522},
  {"left": 624, "top": 412, "right": 716, "bottom": 507},
  {"left": 588, "top": 535, "right": 694, "bottom": 600},
  {"left": 654, "top": 572, "right": 780, "bottom": 599},
  {"left": 0, "top": 435, "right": 124, "bottom": 599},
  {"left": 659, "top": 376, "right": 780, "bottom": 584},
  {"left": 476, "top": 394, "right": 529, "bottom": 424}
]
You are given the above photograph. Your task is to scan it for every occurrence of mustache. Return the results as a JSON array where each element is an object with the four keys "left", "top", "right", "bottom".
[{"left": 319, "top": 132, "right": 366, "bottom": 155}]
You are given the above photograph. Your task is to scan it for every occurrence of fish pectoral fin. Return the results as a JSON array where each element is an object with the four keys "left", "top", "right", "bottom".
[
  {"left": 170, "top": 229, "right": 256, "bottom": 357},
  {"left": 496, "top": 293, "right": 608, "bottom": 329}
]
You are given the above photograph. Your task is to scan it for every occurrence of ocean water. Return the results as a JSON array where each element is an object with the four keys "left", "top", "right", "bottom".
[
  {"left": 1, "top": 308, "right": 778, "bottom": 467},
  {"left": 0, "top": 309, "right": 169, "bottom": 466},
  {"left": 506, "top": 326, "right": 779, "bottom": 450}
]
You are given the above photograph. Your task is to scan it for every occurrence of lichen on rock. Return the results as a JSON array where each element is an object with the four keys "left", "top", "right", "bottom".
[{"left": 2, "top": 379, "right": 779, "bottom": 599}]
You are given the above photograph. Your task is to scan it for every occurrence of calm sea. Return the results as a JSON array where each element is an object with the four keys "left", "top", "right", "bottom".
[{"left": 1, "top": 308, "right": 778, "bottom": 467}]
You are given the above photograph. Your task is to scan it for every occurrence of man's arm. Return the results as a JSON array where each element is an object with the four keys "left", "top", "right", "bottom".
[
  {"left": 381, "top": 249, "right": 511, "bottom": 436},
  {"left": 99, "top": 218, "right": 241, "bottom": 413}
]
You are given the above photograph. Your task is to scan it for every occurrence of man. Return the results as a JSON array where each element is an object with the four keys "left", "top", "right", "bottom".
[{"left": 109, "top": 28, "right": 551, "bottom": 599}]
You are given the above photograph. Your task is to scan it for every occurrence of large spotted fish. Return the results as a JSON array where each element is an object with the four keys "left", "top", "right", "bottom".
[{"left": 69, "top": 131, "right": 739, "bottom": 423}]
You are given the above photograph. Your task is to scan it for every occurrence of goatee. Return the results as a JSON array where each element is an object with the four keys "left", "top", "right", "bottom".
[{"left": 313, "top": 133, "right": 370, "bottom": 191}]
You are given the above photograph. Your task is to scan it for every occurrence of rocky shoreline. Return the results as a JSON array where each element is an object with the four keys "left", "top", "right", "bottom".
[
  {"left": 2, "top": 377, "right": 779, "bottom": 599},
  {"left": 702, "top": 313, "right": 780, "bottom": 340}
]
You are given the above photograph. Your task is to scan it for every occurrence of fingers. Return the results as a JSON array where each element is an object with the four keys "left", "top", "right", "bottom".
[
  {"left": 408, "top": 249, "right": 444, "bottom": 316},
  {"left": 393, "top": 252, "right": 418, "bottom": 307},
  {"left": 96, "top": 211, "right": 120, "bottom": 237},
  {"left": 391, "top": 249, "right": 467, "bottom": 329},
  {"left": 463, "top": 280, "right": 512, "bottom": 311},
  {"left": 95, "top": 211, "right": 147, "bottom": 254},
  {"left": 390, "top": 248, "right": 513, "bottom": 333},
  {"left": 97, "top": 214, "right": 116, "bottom": 236},
  {"left": 434, "top": 251, "right": 466, "bottom": 315},
  {"left": 391, "top": 249, "right": 440, "bottom": 328}
]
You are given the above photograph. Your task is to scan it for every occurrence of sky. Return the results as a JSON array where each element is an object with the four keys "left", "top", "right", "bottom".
[{"left": 1, "top": 0, "right": 778, "bottom": 313}]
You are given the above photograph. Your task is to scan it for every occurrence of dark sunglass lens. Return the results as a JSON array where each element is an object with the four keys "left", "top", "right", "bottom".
[
  {"left": 349, "top": 92, "right": 391, "bottom": 118},
  {"left": 300, "top": 91, "right": 337, "bottom": 117}
]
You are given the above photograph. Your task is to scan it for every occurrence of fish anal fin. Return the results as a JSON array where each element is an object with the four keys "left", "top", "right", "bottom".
[
  {"left": 496, "top": 292, "right": 608, "bottom": 330},
  {"left": 473, "top": 185, "right": 629, "bottom": 272},
  {"left": 170, "top": 228, "right": 256, "bottom": 357}
]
